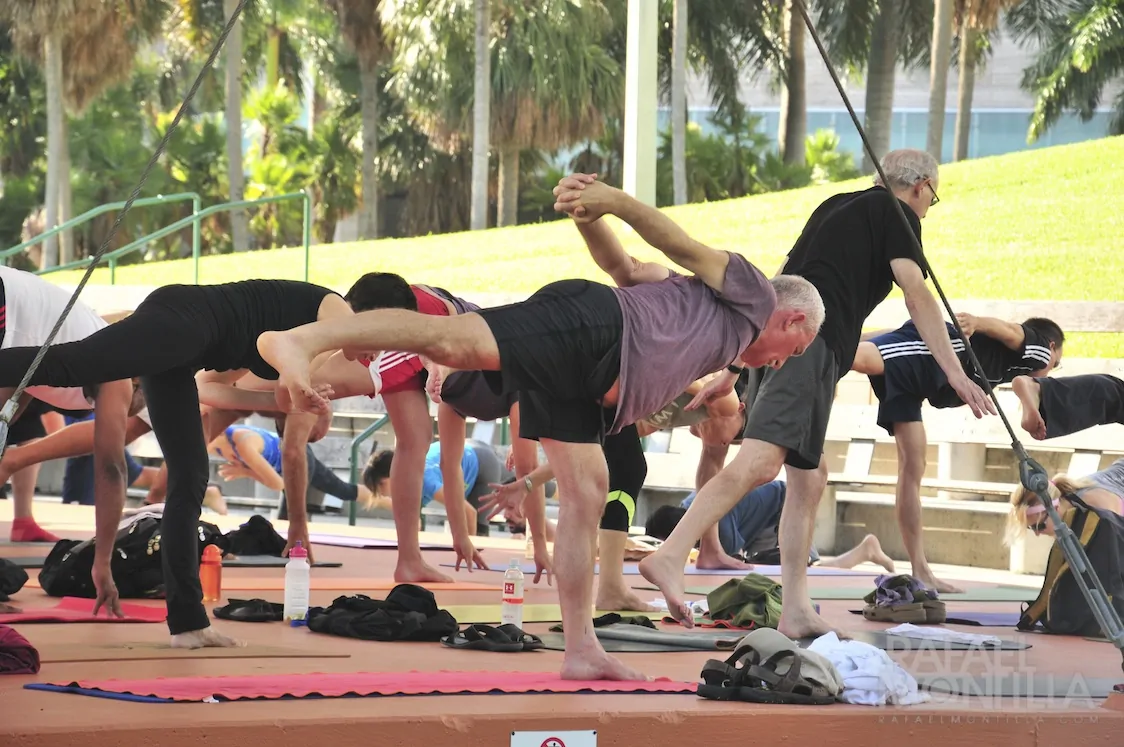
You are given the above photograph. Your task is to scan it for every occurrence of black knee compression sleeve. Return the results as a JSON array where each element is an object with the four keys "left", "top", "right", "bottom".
[{"left": 600, "top": 424, "right": 646, "bottom": 533}]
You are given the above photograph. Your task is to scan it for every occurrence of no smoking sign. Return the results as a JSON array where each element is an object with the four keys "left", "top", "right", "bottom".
[{"left": 511, "top": 730, "right": 596, "bottom": 747}]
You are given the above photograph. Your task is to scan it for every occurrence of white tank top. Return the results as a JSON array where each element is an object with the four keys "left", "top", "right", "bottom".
[{"left": 0, "top": 267, "right": 108, "bottom": 411}]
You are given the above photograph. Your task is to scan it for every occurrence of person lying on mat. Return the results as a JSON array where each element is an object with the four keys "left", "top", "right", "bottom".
[
  {"left": 850, "top": 313, "right": 1064, "bottom": 593},
  {"left": 1006, "top": 458, "right": 1124, "bottom": 544},
  {"left": 258, "top": 174, "right": 820, "bottom": 682},
  {"left": 1011, "top": 373, "right": 1124, "bottom": 442},
  {"left": 209, "top": 416, "right": 374, "bottom": 511},
  {"left": 644, "top": 479, "right": 896, "bottom": 572},
  {"left": 0, "top": 277, "right": 355, "bottom": 649}
]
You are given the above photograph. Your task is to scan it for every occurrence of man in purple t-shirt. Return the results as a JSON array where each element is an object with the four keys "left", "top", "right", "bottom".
[{"left": 258, "top": 180, "right": 825, "bottom": 682}]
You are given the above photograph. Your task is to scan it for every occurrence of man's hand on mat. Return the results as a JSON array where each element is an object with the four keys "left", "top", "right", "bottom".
[
  {"left": 685, "top": 369, "right": 737, "bottom": 412},
  {"left": 531, "top": 541, "right": 553, "bottom": 586},
  {"left": 948, "top": 372, "right": 996, "bottom": 419},
  {"left": 284, "top": 523, "right": 315, "bottom": 564},
  {"left": 451, "top": 534, "right": 489, "bottom": 573},
  {"left": 92, "top": 563, "right": 124, "bottom": 619}
]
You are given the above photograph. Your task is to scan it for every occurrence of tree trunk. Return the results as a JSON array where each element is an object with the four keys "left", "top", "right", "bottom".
[
  {"left": 497, "top": 147, "right": 519, "bottom": 228},
  {"left": 470, "top": 0, "right": 491, "bottom": 230},
  {"left": 671, "top": 0, "right": 688, "bottom": 205},
  {"left": 952, "top": 26, "right": 978, "bottom": 162},
  {"left": 861, "top": 0, "right": 903, "bottom": 175},
  {"left": 777, "top": 0, "right": 806, "bottom": 166},
  {"left": 41, "top": 31, "right": 64, "bottom": 269},
  {"left": 925, "top": 0, "right": 955, "bottom": 160},
  {"left": 357, "top": 56, "right": 380, "bottom": 240},
  {"left": 267, "top": 25, "right": 281, "bottom": 88},
  {"left": 224, "top": 0, "right": 250, "bottom": 252},
  {"left": 58, "top": 115, "right": 74, "bottom": 265}
]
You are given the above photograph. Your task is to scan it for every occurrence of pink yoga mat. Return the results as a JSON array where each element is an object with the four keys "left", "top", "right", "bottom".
[
  {"left": 29, "top": 670, "right": 697, "bottom": 702},
  {"left": 309, "top": 534, "right": 452, "bottom": 551},
  {"left": 0, "top": 597, "right": 167, "bottom": 624}
]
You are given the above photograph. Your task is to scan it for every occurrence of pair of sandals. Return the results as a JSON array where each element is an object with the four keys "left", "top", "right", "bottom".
[
  {"left": 699, "top": 644, "right": 836, "bottom": 706},
  {"left": 862, "top": 575, "right": 946, "bottom": 625},
  {"left": 441, "top": 624, "right": 544, "bottom": 652}
]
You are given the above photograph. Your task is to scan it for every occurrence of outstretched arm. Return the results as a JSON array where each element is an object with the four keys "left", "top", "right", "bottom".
[
  {"left": 90, "top": 379, "right": 134, "bottom": 617},
  {"left": 574, "top": 220, "right": 670, "bottom": 288},
  {"left": 955, "top": 312, "right": 1026, "bottom": 350}
]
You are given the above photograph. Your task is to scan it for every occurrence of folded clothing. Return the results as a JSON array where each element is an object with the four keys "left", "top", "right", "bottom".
[
  {"left": 885, "top": 623, "right": 1002, "bottom": 648},
  {"left": 0, "top": 624, "right": 39, "bottom": 674},
  {"left": 0, "top": 558, "right": 28, "bottom": 602},
  {"left": 806, "top": 631, "right": 929, "bottom": 706},
  {"left": 307, "top": 584, "right": 458, "bottom": 642},
  {"left": 213, "top": 598, "right": 284, "bottom": 623},
  {"left": 707, "top": 573, "right": 783, "bottom": 630}
]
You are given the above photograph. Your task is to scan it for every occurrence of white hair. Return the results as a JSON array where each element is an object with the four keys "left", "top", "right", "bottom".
[
  {"left": 873, "top": 148, "right": 939, "bottom": 191},
  {"left": 770, "top": 275, "right": 825, "bottom": 334}
]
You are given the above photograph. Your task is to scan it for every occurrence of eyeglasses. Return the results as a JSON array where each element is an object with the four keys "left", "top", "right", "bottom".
[{"left": 925, "top": 180, "right": 940, "bottom": 207}]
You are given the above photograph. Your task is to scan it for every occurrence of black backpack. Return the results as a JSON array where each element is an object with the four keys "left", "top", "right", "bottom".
[
  {"left": 1017, "top": 493, "right": 1124, "bottom": 637},
  {"left": 38, "top": 516, "right": 226, "bottom": 599}
]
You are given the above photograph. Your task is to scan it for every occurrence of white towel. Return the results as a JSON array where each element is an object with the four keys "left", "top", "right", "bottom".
[
  {"left": 118, "top": 504, "right": 165, "bottom": 530},
  {"left": 651, "top": 597, "right": 709, "bottom": 616},
  {"left": 807, "top": 632, "right": 929, "bottom": 706},
  {"left": 885, "top": 623, "right": 1003, "bottom": 648}
]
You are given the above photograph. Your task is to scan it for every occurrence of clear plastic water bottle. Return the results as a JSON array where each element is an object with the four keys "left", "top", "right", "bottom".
[
  {"left": 283, "top": 541, "right": 311, "bottom": 625},
  {"left": 501, "top": 557, "right": 524, "bottom": 628}
]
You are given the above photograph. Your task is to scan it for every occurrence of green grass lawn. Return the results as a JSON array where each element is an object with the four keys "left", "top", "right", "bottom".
[{"left": 47, "top": 136, "right": 1124, "bottom": 356}]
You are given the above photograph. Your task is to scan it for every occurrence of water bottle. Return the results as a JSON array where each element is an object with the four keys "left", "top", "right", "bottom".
[
  {"left": 200, "top": 544, "right": 223, "bottom": 602},
  {"left": 501, "top": 557, "right": 524, "bottom": 628},
  {"left": 284, "top": 541, "right": 311, "bottom": 625},
  {"left": 524, "top": 535, "right": 534, "bottom": 559}
]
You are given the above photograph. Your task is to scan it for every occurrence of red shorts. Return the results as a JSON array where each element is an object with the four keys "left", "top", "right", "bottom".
[{"left": 361, "top": 286, "right": 450, "bottom": 397}]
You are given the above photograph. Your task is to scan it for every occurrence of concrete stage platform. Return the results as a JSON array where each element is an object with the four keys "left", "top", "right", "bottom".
[{"left": 2, "top": 503, "right": 1123, "bottom": 747}]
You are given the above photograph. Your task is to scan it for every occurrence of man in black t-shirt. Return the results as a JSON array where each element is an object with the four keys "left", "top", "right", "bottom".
[
  {"left": 639, "top": 148, "right": 995, "bottom": 640},
  {"left": 852, "top": 313, "right": 1064, "bottom": 592}
]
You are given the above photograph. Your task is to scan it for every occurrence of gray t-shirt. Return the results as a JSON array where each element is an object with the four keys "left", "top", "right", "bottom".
[
  {"left": 608, "top": 252, "right": 776, "bottom": 434},
  {"left": 1088, "top": 459, "right": 1124, "bottom": 499}
]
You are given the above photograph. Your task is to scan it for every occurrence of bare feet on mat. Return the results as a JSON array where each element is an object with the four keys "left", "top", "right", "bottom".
[
  {"left": 561, "top": 646, "right": 651, "bottom": 682},
  {"left": 695, "top": 548, "right": 753, "bottom": 571},
  {"left": 861, "top": 535, "right": 896, "bottom": 573},
  {"left": 171, "top": 627, "right": 244, "bottom": 649},
  {"left": 595, "top": 587, "right": 658, "bottom": 613},
  {"left": 638, "top": 551, "right": 692, "bottom": 627},
  {"left": 1013, "top": 375, "right": 1047, "bottom": 440},
  {"left": 394, "top": 559, "right": 453, "bottom": 584},
  {"left": 914, "top": 569, "right": 964, "bottom": 595},
  {"left": 257, "top": 331, "right": 328, "bottom": 413},
  {"left": 777, "top": 605, "right": 842, "bottom": 641}
]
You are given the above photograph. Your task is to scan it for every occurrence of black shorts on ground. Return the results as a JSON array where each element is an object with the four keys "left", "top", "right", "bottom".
[
  {"left": 742, "top": 334, "right": 840, "bottom": 471},
  {"left": 476, "top": 279, "right": 622, "bottom": 444}
]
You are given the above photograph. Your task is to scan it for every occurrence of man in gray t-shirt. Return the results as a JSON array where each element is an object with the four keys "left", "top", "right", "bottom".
[{"left": 260, "top": 176, "right": 825, "bottom": 683}]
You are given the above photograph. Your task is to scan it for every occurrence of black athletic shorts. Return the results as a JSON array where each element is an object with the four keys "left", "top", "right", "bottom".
[
  {"left": 441, "top": 369, "right": 517, "bottom": 422},
  {"left": 8, "top": 398, "right": 90, "bottom": 445},
  {"left": 476, "top": 279, "right": 623, "bottom": 444},
  {"left": 742, "top": 334, "right": 840, "bottom": 471}
]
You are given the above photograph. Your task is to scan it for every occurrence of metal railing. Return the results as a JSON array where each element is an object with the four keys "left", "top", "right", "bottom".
[
  {"left": 34, "top": 191, "right": 312, "bottom": 284},
  {"left": 0, "top": 192, "right": 203, "bottom": 272}
]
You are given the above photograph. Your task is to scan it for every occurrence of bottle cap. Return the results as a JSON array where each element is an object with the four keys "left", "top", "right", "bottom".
[
  {"left": 508, "top": 558, "right": 520, "bottom": 569},
  {"left": 202, "top": 544, "right": 221, "bottom": 560},
  {"left": 289, "top": 541, "right": 308, "bottom": 559}
]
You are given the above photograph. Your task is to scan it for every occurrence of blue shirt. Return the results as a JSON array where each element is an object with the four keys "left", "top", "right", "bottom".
[
  {"left": 681, "top": 479, "right": 787, "bottom": 556},
  {"left": 224, "top": 425, "right": 283, "bottom": 475},
  {"left": 421, "top": 441, "right": 479, "bottom": 508}
]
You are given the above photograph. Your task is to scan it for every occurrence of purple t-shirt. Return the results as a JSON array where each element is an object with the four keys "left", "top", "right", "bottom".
[{"left": 608, "top": 252, "right": 776, "bottom": 434}]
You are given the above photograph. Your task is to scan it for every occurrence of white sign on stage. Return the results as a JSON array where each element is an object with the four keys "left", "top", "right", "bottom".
[{"left": 510, "top": 730, "right": 597, "bottom": 747}]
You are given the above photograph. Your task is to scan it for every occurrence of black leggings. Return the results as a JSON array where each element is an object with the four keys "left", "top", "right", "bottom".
[
  {"left": 600, "top": 423, "right": 646, "bottom": 533},
  {"left": 306, "top": 447, "right": 358, "bottom": 502},
  {"left": 1038, "top": 374, "right": 1124, "bottom": 439}
]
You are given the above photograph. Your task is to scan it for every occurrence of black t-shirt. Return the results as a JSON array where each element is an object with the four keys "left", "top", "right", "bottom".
[
  {"left": 190, "top": 280, "right": 338, "bottom": 379},
  {"left": 927, "top": 322, "right": 1053, "bottom": 407},
  {"left": 782, "top": 186, "right": 929, "bottom": 372}
]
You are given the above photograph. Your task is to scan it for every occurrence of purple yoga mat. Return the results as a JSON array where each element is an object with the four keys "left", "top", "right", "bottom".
[
  {"left": 309, "top": 533, "right": 453, "bottom": 551},
  {"left": 440, "top": 561, "right": 877, "bottom": 576}
]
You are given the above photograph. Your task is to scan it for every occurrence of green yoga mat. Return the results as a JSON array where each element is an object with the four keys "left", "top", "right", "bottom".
[{"left": 635, "top": 585, "right": 1037, "bottom": 602}]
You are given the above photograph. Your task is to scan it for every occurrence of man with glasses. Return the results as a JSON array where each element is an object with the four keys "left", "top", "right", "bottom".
[
  {"left": 639, "top": 148, "right": 996, "bottom": 641},
  {"left": 851, "top": 312, "right": 1064, "bottom": 593}
]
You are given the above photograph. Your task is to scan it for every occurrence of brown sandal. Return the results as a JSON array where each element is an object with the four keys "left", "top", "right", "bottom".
[{"left": 698, "top": 644, "right": 836, "bottom": 705}]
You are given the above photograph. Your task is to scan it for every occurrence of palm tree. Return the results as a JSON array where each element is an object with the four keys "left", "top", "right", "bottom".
[
  {"left": 471, "top": 0, "right": 491, "bottom": 229},
  {"left": 952, "top": 0, "right": 1019, "bottom": 161},
  {"left": 926, "top": 0, "right": 956, "bottom": 158},
  {"left": 383, "top": 0, "right": 622, "bottom": 228},
  {"left": 778, "top": 0, "right": 807, "bottom": 167},
  {"left": 325, "top": 0, "right": 387, "bottom": 240},
  {"left": 1007, "top": 0, "right": 1124, "bottom": 143},
  {"left": 671, "top": 0, "right": 689, "bottom": 204}
]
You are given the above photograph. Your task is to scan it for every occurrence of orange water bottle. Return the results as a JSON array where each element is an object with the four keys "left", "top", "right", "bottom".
[{"left": 200, "top": 544, "right": 223, "bottom": 602}]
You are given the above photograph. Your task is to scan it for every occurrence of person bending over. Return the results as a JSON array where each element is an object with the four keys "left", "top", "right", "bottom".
[
  {"left": 645, "top": 480, "right": 896, "bottom": 572},
  {"left": 259, "top": 175, "right": 820, "bottom": 682},
  {"left": 633, "top": 148, "right": 994, "bottom": 639},
  {"left": 0, "top": 278, "right": 353, "bottom": 649},
  {"left": 1006, "top": 458, "right": 1124, "bottom": 545},
  {"left": 850, "top": 313, "right": 1064, "bottom": 593},
  {"left": 1012, "top": 373, "right": 1124, "bottom": 442}
]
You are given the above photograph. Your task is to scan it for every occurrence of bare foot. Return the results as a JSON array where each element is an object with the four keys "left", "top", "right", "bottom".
[
  {"left": 394, "top": 559, "right": 453, "bottom": 584},
  {"left": 170, "top": 627, "right": 244, "bottom": 649},
  {"left": 638, "top": 551, "right": 693, "bottom": 627},
  {"left": 1013, "top": 376, "right": 1047, "bottom": 440},
  {"left": 777, "top": 606, "right": 842, "bottom": 641},
  {"left": 915, "top": 570, "right": 964, "bottom": 595},
  {"left": 596, "top": 588, "right": 658, "bottom": 613},
  {"left": 561, "top": 647, "right": 651, "bottom": 681},
  {"left": 861, "top": 534, "right": 895, "bottom": 573},
  {"left": 203, "top": 486, "right": 228, "bottom": 516},
  {"left": 695, "top": 549, "right": 753, "bottom": 571},
  {"left": 257, "top": 331, "right": 328, "bottom": 413}
]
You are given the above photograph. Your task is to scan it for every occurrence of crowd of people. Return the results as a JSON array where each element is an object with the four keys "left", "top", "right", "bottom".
[{"left": 2, "top": 147, "right": 1121, "bottom": 681}]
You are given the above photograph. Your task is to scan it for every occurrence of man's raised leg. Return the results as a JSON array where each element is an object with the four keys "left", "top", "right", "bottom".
[
  {"left": 775, "top": 456, "right": 838, "bottom": 639},
  {"left": 639, "top": 439, "right": 785, "bottom": 625},
  {"left": 543, "top": 438, "right": 648, "bottom": 681},
  {"left": 892, "top": 422, "right": 963, "bottom": 594}
]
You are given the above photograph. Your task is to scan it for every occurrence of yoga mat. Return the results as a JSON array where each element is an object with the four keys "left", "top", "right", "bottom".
[
  {"left": 26, "top": 577, "right": 496, "bottom": 592},
  {"left": 309, "top": 533, "right": 452, "bottom": 551},
  {"left": 847, "top": 609, "right": 1023, "bottom": 627},
  {"left": 24, "top": 670, "right": 698, "bottom": 703},
  {"left": 916, "top": 673, "right": 1122, "bottom": 699},
  {"left": 40, "top": 643, "right": 352, "bottom": 664},
  {"left": 3, "top": 554, "right": 342, "bottom": 570},
  {"left": 538, "top": 632, "right": 703, "bottom": 653},
  {"left": 637, "top": 585, "right": 1038, "bottom": 602},
  {"left": 596, "top": 624, "right": 742, "bottom": 650},
  {"left": 0, "top": 597, "right": 166, "bottom": 624},
  {"left": 442, "top": 604, "right": 644, "bottom": 625},
  {"left": 441, "top": 562, "right": 875, "bottom": 577}
]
